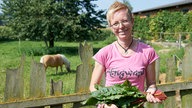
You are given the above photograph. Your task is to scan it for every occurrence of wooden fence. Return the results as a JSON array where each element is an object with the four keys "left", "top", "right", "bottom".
[{"left": 0, "top": 42, "right": 192, "bottom": 108}]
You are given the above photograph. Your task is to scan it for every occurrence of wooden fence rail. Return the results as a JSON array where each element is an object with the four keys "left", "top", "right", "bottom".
[
  {"left": 0, "top": 42, "right": 192, "bottom": 108},
  {"left": 0, "top": 93, "right": 89, "bottom": 108}
]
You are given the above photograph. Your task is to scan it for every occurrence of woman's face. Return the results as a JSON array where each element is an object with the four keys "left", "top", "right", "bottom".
[{"left": 110, "top": 8, "right": 133, "bottom": 40}]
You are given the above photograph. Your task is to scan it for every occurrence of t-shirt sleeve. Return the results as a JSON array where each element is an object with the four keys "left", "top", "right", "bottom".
[
  {"left": 147, "top": 47, "right": 159, "bottom": 64},
  {"left": 93, "top": 48, "right": 107, "bottom": 67}
]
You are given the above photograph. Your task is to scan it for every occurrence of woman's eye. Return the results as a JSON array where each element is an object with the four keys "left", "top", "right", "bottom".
[
  {"left": 113, "top": 23, "right": 119, "bottom": 26},
  {"left": 122, "top": 20, "right": 128, "bottom": 23}
]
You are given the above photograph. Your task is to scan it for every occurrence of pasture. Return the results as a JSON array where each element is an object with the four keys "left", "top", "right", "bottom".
[
  {"left": 0, "top": 39, "right": 184, "bottom": 104},
  {"left": 0, "top": 40, "right": 107, "bottom": 102}
]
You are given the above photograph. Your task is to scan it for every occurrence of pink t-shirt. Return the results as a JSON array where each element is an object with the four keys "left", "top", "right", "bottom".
[{"left": 93, "top": 41, "right": 159, "bottom": 91}]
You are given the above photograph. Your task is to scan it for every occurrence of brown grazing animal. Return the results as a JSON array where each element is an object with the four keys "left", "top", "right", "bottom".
[{"left": 40, "top": 54, "right": 71, "bottom": 74}]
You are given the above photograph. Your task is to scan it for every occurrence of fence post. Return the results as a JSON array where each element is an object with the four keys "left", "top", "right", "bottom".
[
  {"left": 73, "top": 41, "right": 94, "bottom": 108},
  {"left": 29, "top": 59, "right": 46, "bottom": 108},
  {"left": 180, "top": 43, "right": 192, "bottom": 108},
  {"left": 50, "top": 79, "right": 63, "bottom": 108},
  {"left": 178, "top": 33, "right": 182, "bottom": 49},
  {"left": 155, "top": 58, "right": 160, "bottom": 84},
  {"left": 50, "top": 79, "right": 63, "bottom": 96},
  {"left": 4, "top": 55, "right": 25, "bottom": 102},
  {"left": 163, "top": 57, "right": 176, "bottom": 108}
]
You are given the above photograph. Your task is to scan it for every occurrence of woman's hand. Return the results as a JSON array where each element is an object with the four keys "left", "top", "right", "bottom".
[{"left": 146, "top": 87, "right": 162, "bottom": 103}]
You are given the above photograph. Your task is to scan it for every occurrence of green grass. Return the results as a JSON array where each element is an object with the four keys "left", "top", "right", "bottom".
[
  {"left": 0, "top": 39, "right": 184, "bottom": 102},
  {"left": 0, "top": 40, "right": 82, "bottom": 102}
]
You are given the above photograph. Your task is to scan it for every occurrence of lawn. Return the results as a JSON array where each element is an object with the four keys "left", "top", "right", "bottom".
[{"left": 0, "top": 41, "right": 83, "bottom": 102}]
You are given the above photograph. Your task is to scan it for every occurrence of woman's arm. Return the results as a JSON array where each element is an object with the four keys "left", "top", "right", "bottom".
[
  {"left": 146, "top": 61, "right": 161, "bottom": 103},
  {"left": 146, "top": 61, "right": 157, "bottom": 89},
  {"left": 89, "top": 61, "right": 105, "bottom": 92}
]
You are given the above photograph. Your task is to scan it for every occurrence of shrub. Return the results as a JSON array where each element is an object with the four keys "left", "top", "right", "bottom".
[{"left": 0, "top": 26, "right": 16, "bottom": 41}]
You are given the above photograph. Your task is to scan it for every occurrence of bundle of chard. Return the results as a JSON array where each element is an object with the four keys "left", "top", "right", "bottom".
[{"left": 82, "top": 80, "right": 167, "bottom": 108}]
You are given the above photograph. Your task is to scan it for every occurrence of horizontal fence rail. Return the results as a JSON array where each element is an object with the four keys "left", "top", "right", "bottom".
[{"left": 0, "top": 93, "right": 89, "bottom": 108}]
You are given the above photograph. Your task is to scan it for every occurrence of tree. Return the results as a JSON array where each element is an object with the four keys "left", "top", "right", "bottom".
[{"left": 1, "top": 0, "right": 105, "bottom": 47}]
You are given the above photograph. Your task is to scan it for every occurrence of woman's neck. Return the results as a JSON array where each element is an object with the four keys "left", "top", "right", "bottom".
[
  {"left": 118, "top": 37, "right": 133, "bottom": 48},
  {"left": 117, "top": 38, "right": 133, "bottom": 53}
]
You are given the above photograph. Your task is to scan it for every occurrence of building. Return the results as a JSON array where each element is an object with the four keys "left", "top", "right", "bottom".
[{"left": 133, "top": 0, "right": 192, "bottom": 18}]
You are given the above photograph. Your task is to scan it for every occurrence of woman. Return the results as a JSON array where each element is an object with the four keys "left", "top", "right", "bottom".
[{"left": 89, "top": 1, "right": 161, "bottom": 108}]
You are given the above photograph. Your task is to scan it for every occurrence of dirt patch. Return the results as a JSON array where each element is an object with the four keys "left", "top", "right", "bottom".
[
  {"left": 159, "top": 73, "right": 166, "bottom": 84},
  {"left": 159, "top": 73, "right": 182, "bottom": 84}
]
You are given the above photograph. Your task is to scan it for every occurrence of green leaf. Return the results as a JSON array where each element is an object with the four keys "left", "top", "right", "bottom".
[
  {"left": 81, "top": 97, "right": 98, "bottom": 105},
  {"left": 82, "top": 80, "right": 146, "bottom": 108}
]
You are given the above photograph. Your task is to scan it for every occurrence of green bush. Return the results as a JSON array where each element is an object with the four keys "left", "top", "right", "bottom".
[
  {"left": 103, "top": 36, "right": 116, "bottom": 45},
  {"left": 19, "top": 46, "right": 45, "bottom": 56},
  {"left": 97, "top": 28, "right": 113, "bottom": 41},
  {"left": 19, "top": 46, "right": 77, "bottom": 56},
  {"left": 134, "top": 10, "right": 192, "bottom": 42},
  {"left": 0, "top": 26, "right": 16, "bottom": 41}
]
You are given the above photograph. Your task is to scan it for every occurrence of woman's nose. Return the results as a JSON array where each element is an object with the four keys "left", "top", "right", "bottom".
[{"left": 119, "top": 22, "right": 125, "bottom": 28}]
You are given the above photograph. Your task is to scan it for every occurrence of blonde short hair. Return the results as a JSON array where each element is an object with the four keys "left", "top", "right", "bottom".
[{"left": 106, "top": 1, "right": 133, "bottom": 26}]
